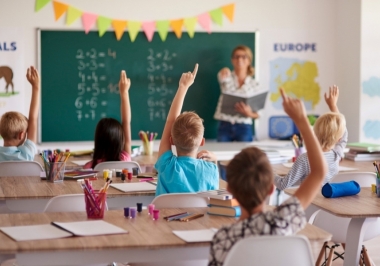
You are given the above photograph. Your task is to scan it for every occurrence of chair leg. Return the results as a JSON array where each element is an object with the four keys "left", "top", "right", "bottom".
[
  {"left": 325, "top": 244, "right": 337, "bottom": 266},
  {"left": 315, "top": 242, "right": 328, "bottom": 266},
  {"left": 362, "top": 245, "right": 371, "bottom": 266}
]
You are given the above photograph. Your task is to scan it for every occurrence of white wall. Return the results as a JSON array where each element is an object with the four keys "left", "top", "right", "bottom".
[{"left": 0, "top": 0, "right": 347, "bottom": 150}]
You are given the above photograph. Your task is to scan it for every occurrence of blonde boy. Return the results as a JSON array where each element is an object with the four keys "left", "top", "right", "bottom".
[
  {"left": 0, "top": 67, "right": 40, "bottom": 161},
  {"left": 208, "top": 88, "right": 327, "bottom": 265},
  {"left": 155, "top": 64, "right": 219, "bottom": 196},
  {"left": 274, "top": 85, "right": 347, "bottom": 190}
]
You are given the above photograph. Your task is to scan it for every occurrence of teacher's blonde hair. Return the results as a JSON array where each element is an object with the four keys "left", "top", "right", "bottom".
[{"left": 232, "top": 45, "right": 255, "bottom": 77}]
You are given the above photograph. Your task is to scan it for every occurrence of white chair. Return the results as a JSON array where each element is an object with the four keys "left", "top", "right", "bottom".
[
  {"left": 43, "top": 194, "right": 87, "bottom": 212},
  {"left": 312, "top": 172, "right": 380, "bottom": 265},
  {"left": 94, "top": 161, "right": 142, "bottom": 174},
  {"left": 223, "top": 235, "right": 314, "bottom": 266},
  {"left": 0, "top": 161, "right": 44, "bottom": 176},
  {"left": 151, "top": 193, "right": 209, "bottom": 208}
]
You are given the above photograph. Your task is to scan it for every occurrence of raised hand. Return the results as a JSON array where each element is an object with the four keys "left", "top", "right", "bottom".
[
  {"left": 26, "top": 66, "right": 40, "bottom": 89},
  {"left": 119, "top": 70, "right": 131, "bottom": 94},
  {"left": 280, "top": 88, "right": 307, "bottom": 124},
  {"left": 219, "top": 67, "right": 231, "bottom": 79},
  {"left": 179, "top": 64, "right": 198, "bottom": 89},
  {"left": 324, "top": 85, "right": 339, "bottom": 112}
]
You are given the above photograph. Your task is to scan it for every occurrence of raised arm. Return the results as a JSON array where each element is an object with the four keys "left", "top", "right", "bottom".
[
  {"left": 324, "top": 85, "right": 339, "bottom": 113},
  {"left": 26, "top": 66, "right": 40, "bottom": 143},
  {"left": 280, "top": 88, "right": 327, "bottom": 209},
  {"left": 119, "top": 70, "right": 132, "bottom": 155},
  {"left": 158, "top": 64, "right": 198, "bottom": 157}
]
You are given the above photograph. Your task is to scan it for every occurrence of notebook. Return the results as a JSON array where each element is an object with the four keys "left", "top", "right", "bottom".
[
  {"left": 197, "top": 189, "right": 233, "bottom": 200},
  {"left": 0, "top": 220, "right": 127, "bottom": 241},
  {"left": 64, "top": 170, "right": 98, "bottom": 180},
  {"left": 110, "top": 182, "right": 157, "bottom": 193},
  {"left": 172, "top": 228, "right": 218, "bottom": 242}
]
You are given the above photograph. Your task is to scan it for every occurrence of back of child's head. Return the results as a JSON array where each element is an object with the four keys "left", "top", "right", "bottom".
[
  {"left": 313, "top": 112, "right": 346, "bottom": 150},
  {"left": 171, "top": 111, "right": 204, "bottom": 153},
  {"left": 227, "top": 147, "right": 273, "bottom": 214},
  {"left": 92, "top": 118, "right": 124, "bottom": 168},
  {"left": 0, "top": 111, "right": 28, "bottom": 141}
]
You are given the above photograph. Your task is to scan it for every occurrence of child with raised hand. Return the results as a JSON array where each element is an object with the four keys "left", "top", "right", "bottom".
[
  {"left": 0, "top": 66, "right": 40, "bottom": 161},
  {"left": 155, "top": 64, "right": 219, "bottom": 196},
  {"left": 208, "top": 88, "right": 327, "bottom": 266},
  {"left": 274, "top": 85, "right": 347, "bottom": 190},
  {"left": 84, "top": 70, "right": 132, "bottom": 169}
]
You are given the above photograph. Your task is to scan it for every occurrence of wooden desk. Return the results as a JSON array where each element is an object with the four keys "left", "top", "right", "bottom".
[
  {"left": 0, "top": 208, "right": 331, "bottom": 266},
  {"left": 0, "top": 176, "right": 227, "bottom": 213},
  {"left": 285, "top": 187, "right": 380, "bottom": 266}
]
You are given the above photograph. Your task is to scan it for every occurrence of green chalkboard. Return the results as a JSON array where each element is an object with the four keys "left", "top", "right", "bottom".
[{"left": 39, "top": 30, "right": 256, "bottom": 142}]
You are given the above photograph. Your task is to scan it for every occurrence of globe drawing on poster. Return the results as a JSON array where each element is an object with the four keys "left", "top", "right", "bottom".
[
  {"left": 269, "top": 58, "right": 321, "bottom": 110},
  {"left": 362, "top": 77, "right": 380, "bottom": 139}
]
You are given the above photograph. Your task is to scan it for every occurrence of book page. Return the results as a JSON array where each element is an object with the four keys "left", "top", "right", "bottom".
[
  {"left": 173, "top": 228, "right": 218, "bottom": 242},
  {"left": 71, "top": 160, "right": 90, "bottom": 166},
  {"left": 52, "top": 220, "right": 127, "bottom": 237},
  {"left": 0, "top": 224, "right": 72, "bottom": 241},
  {"left": 110, "top": 182, "right": 157, "bottom": 193}
]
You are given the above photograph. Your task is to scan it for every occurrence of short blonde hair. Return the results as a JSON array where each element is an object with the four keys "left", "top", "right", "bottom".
[
  {"left": 227, "top": 147, "right": 273, "bottom": 214},
  {"left": 171, "top": 111, "right": 204, "bottom": 152},
  {"left": 0, "top": 112, "right": 28, "bottom": 140},
  {"left": 232, "top": 45, "right": 255, "bottom": 76},
  {"left": 313, "top": 112, "right": 346, "bottom": 150}
]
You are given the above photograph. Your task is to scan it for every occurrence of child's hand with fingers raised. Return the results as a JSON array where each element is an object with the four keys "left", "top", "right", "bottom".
[
  {"left": 26, "top": 66, "right": 40, "bottom": 89},
  {"left": 119, "top": 70, "right": 131, "bottom": 94},
  {"left": 179, "top": 64, "right": 198, "bottom": 89},
  {"left": 324, "top": 85, "right": 339, "bottom": 112},
  {"left": 280, "top": 88, "right": 307, "bottom": 124}
]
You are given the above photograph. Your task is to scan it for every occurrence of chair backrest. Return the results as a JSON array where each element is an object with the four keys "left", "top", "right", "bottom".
[
  {"left": 151, "top": 193, "right": 209, "bottom": 208},
  {"left": 94, "top": 161, "right": 142, "bottom": 173},
  {"left": 331, "top": 172, "right": 376, "bottom": 187},
  {"left": 0, "top": 161, "right": 44, "bottom": 176},
  {"left": 223, "top": 235, "right": 314, "bottom": 266}
]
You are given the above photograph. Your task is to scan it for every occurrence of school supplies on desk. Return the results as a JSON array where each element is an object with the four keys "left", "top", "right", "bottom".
[
  {"left": 110, "top": 182, "right": 157, "bottom": 193},
  {"left": 346, "top": 143, "right": 380, "bottom": 153},
  {"left": 81, "top": 178, "right": 110, "bottom": 219},
  {"left": 321, "top": 181, "right": 361, "bottom": 198},
  {"left": 209, "top": 198, "right": 239, "bottom": 207},
  {"left": 70, "top": 150, "right": 94, "bottom": 156},
  {"left": 64, "top": 170, "right": 98, "bottom": 180},
  {"left": 40, "top": 150, "right": 71, "bottom": 183},
  {"left": 172, "top": 228, "right": 218, "bottom": 242},
  {"left": 197, "top": 189, "right": 233, "bottom": 200},
  {"left": 139, "top": 131, "right": 157, "bottom": 155},
  {"left": 208, "top": 205, "right": 241, "bottom": 217}
]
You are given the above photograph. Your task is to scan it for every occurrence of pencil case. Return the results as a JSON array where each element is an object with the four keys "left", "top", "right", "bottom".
[{"left": 321, "top": 181, "right": 360, "bottom": 198}]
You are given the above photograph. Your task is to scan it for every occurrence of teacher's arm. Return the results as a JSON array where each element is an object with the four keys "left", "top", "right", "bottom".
[{"left": 234, "top": 102, "right": 259, "bottom": 119}]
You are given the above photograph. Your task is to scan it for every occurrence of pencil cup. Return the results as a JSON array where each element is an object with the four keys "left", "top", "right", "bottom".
[
  {"left": 47, "top": 162, "right": 66, "bottom": 183},
  {"left": 143, "top": 141, "right": 154, "bottom": 155},
  {"left": 376, "top": 178, "right": 380, "bottom": 197},
  {"left": 153, "top": 209, "right": 160, "bottom": 220},
  {"left": 294, "top": 147, "right": 306, "bottom": 158},
  {"left": 85, "top": 191, "right": 106, "bottom": 219}
]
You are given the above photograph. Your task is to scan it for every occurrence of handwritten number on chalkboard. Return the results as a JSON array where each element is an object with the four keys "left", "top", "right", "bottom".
[
  {"left": 76, "top": 49, "right": 85, "bottom": 59},
  {"left": 78, "top": 61, "right": 86, "bottom": 70},
  {"left": 75, "top": 97, "right": 83, "bottom": 109},
  {"left": 147, "top": 61, "right": 155, "bottom": 72},
  {"left": 92, "top": 83, "right": 100, "bottom": 96},
  {"left": 89, "top": 97, "right": 97, "bottom": 108},
  {"left": 163, "top": 50, "right": 171, "bottom": 61},
  {"left": 76, "top": 110, "right": 82, "bottom": 121},
  {"left": 147, "top": 49, "right": 155, "bottom": 61},
  {"left": 77, "top": 83, "right": 85, "bottom": 95},
  {"left": 89, "top": 49, "right": 97, "bottom": 59}
]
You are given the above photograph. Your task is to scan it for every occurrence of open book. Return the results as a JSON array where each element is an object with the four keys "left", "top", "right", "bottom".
[
  {"left": 221, "top": 90, "right": 268, "bottom": 116},
  {"left": 0, "top": 220, "right": 127, "bottom": 241}
]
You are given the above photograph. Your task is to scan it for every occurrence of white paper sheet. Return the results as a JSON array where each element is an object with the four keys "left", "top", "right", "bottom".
[
  {"left": 0, "top": 224, "right": 72, "bottom": 241},
  {"left": 52, "top": 220, "right": 127, "bottom": 237},
  {"left": 71, "top": 160, "right": 89, "bottom": 166},
  {"left": 173, "top": 228, "right": 218, "bottom": 242},
  {"left": 110, "top": 182, "right": 157, "bottom": 193}
]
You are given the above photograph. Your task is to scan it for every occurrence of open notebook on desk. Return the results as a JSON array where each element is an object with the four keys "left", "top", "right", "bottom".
[
  {"left": 110, "top": 182, "right": 157, "bottom": 193},
  {"left": 0, "top": 220, "right": 127, "bottom": 241}
]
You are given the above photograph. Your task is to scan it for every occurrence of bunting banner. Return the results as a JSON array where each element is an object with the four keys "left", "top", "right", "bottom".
[{"left": 35, "top": 1, "right": 235, "bottom": 42}]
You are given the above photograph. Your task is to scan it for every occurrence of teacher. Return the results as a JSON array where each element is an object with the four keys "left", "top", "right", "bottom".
[{"left": 214, "top": 45, "right": 260, "bottom": 142}]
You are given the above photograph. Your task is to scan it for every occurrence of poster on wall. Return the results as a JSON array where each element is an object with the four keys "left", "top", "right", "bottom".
[
  {"left": 256, "top": 29, "right": 334, "bottom": 140},
  {"left": 0, "top": 28, "right": 25, "bottom": 141}
]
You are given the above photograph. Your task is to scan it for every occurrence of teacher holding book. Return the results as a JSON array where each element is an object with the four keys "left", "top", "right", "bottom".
[{"left": 214, "top": 45, "right": 265, "bottom": 142}]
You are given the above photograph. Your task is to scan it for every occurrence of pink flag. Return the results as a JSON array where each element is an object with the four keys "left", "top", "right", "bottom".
[
  {"left": 142, "top": 21, "right": 156, "bottom": 42},
  {"left": 82, "top": 12, "right": 98, "bottom": 34},
  {"left": 197, "top": 13, "right": 211, "bottom": 34}
]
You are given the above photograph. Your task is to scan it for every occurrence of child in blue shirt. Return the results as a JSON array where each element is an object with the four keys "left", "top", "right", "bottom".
[
  {"left": 0, "top": 67, "right": 39, "bottom": 161},
  {"left": 155, "top": 64, "right": 219, "bottom": 196}
]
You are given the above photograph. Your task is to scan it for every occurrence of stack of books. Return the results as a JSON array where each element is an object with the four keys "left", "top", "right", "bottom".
[
  {"left": 345, "top": 143, "right": 380, "bottom": 161},
  {"left": 197, "top": 189, "right": 241, "bottom": 217}
]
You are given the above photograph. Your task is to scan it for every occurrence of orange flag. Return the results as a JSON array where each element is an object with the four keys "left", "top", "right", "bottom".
[
  {"left": 222, "top": 3, "right": 235, "bottom": 22},
  {"left": 53, "top": 1, "right": 68, "bottom": 21},
  {"left": 170, "top": 19, "right": 183, "bottom": 39},
  {"left": 112, "top": 20, "right": 128, "bottom": 41}
]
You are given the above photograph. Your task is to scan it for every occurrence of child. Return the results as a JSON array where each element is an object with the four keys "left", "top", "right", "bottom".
[
  {"left": 208, "top": 88, "right": 328, "bottom": 266},
  {"left": 274, "top": 85, "right": 347, "bottom": 190},
  {"left": 0, "top": 66, "right": 39, "bottom": 161},
  {"left": 83, "top": 70, "right": 132, "bottom": 169},
  {"left": 155, "top": 64, "right": 219, "bottom": 196}
]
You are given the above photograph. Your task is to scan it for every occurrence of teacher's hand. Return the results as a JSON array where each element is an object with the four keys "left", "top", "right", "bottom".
[
  {"left": 235, "top": 102, "right": 259, "bottom": 119},
  {"left": 219, "top": 67, "right": 231, "bottom": 79}
]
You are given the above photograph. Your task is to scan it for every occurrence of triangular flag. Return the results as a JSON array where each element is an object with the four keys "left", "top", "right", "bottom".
[
  {"left": 82, "top": 13, "right": 98, "bottom": 34},
  {"left": 184, "top": 17, "right": 197, "bottom": 38},
  {"left": 35, "top": 0, "right": 51, "bottom": 12},
  {"left": 222, "top": 3, "right": 235, "bottom": 22},
  {"left": 209, "top": 8, "right": 223, "bottom": 26},
  {"left": 112, "top": 20, "right": 128, "bottom": 41},
  {"left": 66, "top": 6, "right": 82, "bottom": 25},
  {"left": 156, "top": 20, "right": 170, "bottom": 41},
  {"left": 53, "top": 1, "right": 68, "bottom": 21},
  {"left": 142, "top": 21, "right": 156, "bottom": 42},
  {"left": 197, "top": 13, "right": 211, "bottom": 34},
  {"left": 97, "top": 16, "right": 112, "bottom": 37},
  {"left": 128, "top": 21, "right": 141, "bottom": 42},
  {"left": 170, "top": 19, "right": 184, "bottom": 39}
]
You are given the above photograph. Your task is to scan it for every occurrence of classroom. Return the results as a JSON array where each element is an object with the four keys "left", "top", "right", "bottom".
[{"left": 0, "top": 0, "right": 380, "bottom": 265}]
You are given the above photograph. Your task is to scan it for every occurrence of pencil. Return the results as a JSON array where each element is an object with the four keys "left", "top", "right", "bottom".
[{"left": 180, "top": 213, "right": 204, "bottom": 222}]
